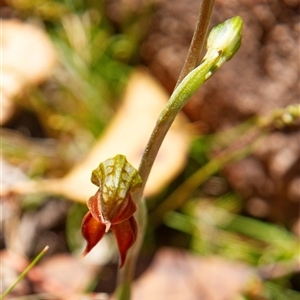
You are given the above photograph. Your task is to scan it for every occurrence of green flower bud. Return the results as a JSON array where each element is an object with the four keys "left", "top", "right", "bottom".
[{"left": 207, "top": 16, "right": 243, "bottom": 63}]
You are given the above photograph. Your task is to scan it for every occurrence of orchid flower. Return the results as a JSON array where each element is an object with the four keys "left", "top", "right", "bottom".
[{"left": 81, "top": 154, "right": 142, "bottom": 268}]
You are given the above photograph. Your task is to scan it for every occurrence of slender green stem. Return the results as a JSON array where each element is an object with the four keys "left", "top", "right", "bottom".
[
  {"left": 115, "top": 6, "right": 244, "bottom": 300},
  {"left": 0, "top": 246, "right": 49, "bottom": 299},
  {"left": 138, "top": 0, "right": 215, "bottom": 196},
  {"left": 116, "top": 2, "right": 215, "bottom": 299},
  {"left": 175, "top": 0, "right": 215, "bottom": 87},
  {"left": 136, "top": 50, "right": 221, "bottom": 201},
  {"left": 117, "top": 50, "right": 218, "bottom": 295},
  {"left": 135, "top": 14, "right": 243, "bottom": 201}
]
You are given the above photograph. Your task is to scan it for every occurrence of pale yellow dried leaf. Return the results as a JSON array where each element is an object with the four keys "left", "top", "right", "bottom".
[{"left": 1, "top": 19, "right": 57, "bottom": 124}]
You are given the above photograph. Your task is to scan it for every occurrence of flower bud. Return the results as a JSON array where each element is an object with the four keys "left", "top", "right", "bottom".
[{"left": 206, "top": 16, "right": 243, "bottom": 65}]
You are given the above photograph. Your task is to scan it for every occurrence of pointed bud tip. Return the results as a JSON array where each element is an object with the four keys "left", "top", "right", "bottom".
[{"left": 207, "top": 16, "right": 243, "bottom": 62}]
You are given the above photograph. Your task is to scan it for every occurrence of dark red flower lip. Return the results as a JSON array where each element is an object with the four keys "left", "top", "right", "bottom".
[{"left": 81, "top": 189, "right": 138, "bottom": 268}]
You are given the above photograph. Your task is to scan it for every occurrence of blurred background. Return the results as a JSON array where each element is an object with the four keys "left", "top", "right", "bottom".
[{"left": 1, "top": 0, "right": 299, "bottom": 299}]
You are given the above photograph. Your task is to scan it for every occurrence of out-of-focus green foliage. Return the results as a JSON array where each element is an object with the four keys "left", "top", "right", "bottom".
[
  {"left": 66, "top": 202, "right": 88, "bottom": 252},
  {"left": 165, "top": 196, "right": 298, "bottom": 265},
  {"left": 8, "top": 0, "right": 147, "bottom": 140},
  {"left": 158, "top": 109, "right": 300, "bottom": 298},
  {"left": 165, "top": 194, "right": 299, "bottom": 298},
  {"left": 261, "top": 281, "right": 300, "bottom": 300},
  {"left": 4, "top": 0, "right": 151, "bottom": 178},
  {"left": 49, "top": 9, "right": 132, "bottom": 137}
]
